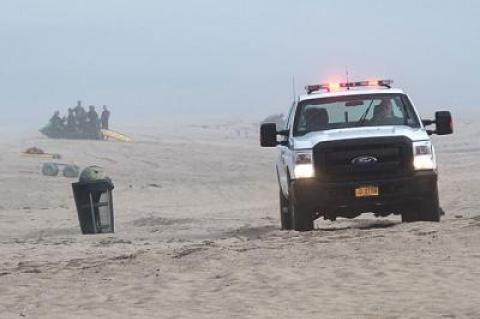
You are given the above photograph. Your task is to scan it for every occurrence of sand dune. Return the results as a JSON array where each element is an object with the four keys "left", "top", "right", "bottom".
[{"left": 1, "top": 121, "right": 479, "bottom": 318}]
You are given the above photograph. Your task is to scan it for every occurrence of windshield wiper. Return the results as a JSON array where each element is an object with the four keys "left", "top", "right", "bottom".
[{"left": 357, "top": 99, "right": 375, "bottom": 126}]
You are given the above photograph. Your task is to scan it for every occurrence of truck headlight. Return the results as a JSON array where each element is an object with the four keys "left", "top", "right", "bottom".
[
  {"left": 413, "top": 141, "right": 436, "bottom": 170},
  {"left": 294, "top": 151, "right": 314, "bottom": 178}
]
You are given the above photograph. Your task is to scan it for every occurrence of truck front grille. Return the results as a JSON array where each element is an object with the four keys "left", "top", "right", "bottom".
[{"left": 313, "top": 137, "right": 413, "bottom": 182}]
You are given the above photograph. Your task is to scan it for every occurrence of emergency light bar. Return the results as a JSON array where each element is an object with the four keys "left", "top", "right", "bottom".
[{"left": 305, "top": 79, "right": 393, "bottom": 94}]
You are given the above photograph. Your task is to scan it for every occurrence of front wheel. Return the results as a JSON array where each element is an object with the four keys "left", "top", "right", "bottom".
[
  {"left": 289, "top": 183, "right": 314, "bottom": 231},
  {"left": 279, "top": 189, "right": 293, "bottom": 230},
  {"left": 401, "top": 191, "right": 441, "bottom": 222}
]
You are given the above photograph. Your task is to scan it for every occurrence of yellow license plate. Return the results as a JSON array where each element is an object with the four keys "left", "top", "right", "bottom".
[{"left": 355, "top": 185, "right": 379, "bottom": 197}]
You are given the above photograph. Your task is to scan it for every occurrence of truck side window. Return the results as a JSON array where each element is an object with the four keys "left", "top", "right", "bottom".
[
  {"left": 285, "top": 103, "right": 296, "bottom": 130},
  {"left": 277, "top": 103, "right": 295, "bottom": 143}
]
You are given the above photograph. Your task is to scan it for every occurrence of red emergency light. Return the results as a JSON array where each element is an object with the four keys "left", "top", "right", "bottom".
[
  {"left": 305, "top": 79, "right": 393, "bottom": 94},
  {"left": 328, "top": 82, "right": 340, "bottom": 90}
]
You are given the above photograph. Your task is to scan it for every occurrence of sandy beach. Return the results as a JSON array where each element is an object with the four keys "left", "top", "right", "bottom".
[{"left": 1, "top": 120, "right": 480, "bottom": 318}]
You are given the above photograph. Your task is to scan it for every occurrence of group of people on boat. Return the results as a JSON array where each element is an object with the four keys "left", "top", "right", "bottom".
[{"left": 42, "top": 101, "right": 111, "bottom": 140}]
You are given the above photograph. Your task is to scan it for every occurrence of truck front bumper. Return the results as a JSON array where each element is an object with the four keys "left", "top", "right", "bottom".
[{"left": 291, "top": 171, "right": 437, "bottom": 214}]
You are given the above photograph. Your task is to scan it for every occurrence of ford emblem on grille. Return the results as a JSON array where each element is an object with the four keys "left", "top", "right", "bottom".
[{"left": 351, "top": 155, "right": 378, "bottom": 166}]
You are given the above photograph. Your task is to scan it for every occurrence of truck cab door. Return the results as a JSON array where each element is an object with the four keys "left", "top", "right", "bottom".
[{"left": 277, "top": 103, "right": 296, "bottom": 195}]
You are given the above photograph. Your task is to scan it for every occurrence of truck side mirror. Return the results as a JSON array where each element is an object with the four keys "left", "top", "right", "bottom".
[
  {"left": 422, "top": 111, "right": 453, "bottom": 135},
  {"left": 260, "top": 123, "right": 279, "bottom": 147},
  {"left": 435, "top": 111, "right": 453, "bottom": 135}
]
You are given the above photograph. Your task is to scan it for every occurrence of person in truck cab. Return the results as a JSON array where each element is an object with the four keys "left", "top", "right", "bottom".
[{"left": 370, "top": 98, "right": 404, "bottom": 126}]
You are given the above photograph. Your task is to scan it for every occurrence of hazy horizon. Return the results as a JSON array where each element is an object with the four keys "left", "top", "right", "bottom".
[{"left": 1, "top": 0, "right": 479, "bottom": 129}]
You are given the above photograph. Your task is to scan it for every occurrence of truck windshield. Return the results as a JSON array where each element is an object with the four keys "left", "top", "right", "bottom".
[{"left": 293, "top": 93, "right": 421, "bottom": 136}]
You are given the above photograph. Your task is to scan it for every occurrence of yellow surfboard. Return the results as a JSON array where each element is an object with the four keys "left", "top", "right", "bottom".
[
  {"left": 101, "top": 129, "right": 132, "bottom": 142},
  {"left": 22, "top": 152, "right": 62, "bottom": 159}
]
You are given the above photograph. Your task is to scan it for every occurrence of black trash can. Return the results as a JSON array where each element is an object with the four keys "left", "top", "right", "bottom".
[{"left": 72, "top": 179, "right": 114, "bottom": 234}]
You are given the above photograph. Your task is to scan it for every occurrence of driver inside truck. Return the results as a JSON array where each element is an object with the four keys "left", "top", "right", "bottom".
[{"left": 370, "top": 99, "right": 404, "bottom": 125}]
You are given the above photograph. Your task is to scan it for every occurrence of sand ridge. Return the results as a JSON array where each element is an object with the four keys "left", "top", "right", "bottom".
[{"left": 0, "top": 121, "right": 479, "bottom": 318}]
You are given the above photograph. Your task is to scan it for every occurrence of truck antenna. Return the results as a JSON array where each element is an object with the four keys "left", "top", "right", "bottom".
[
  {"left": 345, "top": 66, "right": 350, "bottom": 90},
  {"left": 292, "top": 75, "right": 297, "bottom": 101}
]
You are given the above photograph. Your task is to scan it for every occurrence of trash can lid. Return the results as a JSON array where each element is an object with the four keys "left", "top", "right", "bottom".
[
  {"left": 72, "top": 177, "right": 114, "bottom": 190},
  {"left": 79, "top": 165, "right": 107, "bottom": 183}
]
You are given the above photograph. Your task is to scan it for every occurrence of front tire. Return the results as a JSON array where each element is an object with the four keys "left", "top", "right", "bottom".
[
  {"left": 401, "top": 190, "right": 440, "bottom": 222},
  {"left": 279, "top": 190, "right": 293, "bottom": 230},
  {"left": 289, "top": 183, "right": 314, "bottom": 231}
]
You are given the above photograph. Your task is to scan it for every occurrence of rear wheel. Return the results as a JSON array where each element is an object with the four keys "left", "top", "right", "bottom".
[
  {"left": 279, "top": 189, "right": 293, "bottom": 230},
  {"left": 63, "top": 165, "right": 80, "bottom": 178},
  {"left": 289, "top": 183, "right": 314, "bottom": 231},
  {"left": 42, "top": 163, "right": 59, "bottom": 176},
  {"left": 401, "top": 190, "right": 440, "bottom": 222}
]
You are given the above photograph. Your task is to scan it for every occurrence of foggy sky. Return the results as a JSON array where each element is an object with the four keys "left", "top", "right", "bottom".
[{"left": 1, "top": 0, "right": 479, "bottom": 128}]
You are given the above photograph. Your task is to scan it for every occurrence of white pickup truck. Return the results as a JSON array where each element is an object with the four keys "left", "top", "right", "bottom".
[{"left": 260, "top": 80, "right": 453, "bottom": 231}]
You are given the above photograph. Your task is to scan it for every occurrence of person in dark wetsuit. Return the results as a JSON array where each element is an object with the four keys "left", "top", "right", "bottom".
[
  {"left": 64, "top": 108, "right": 76, "bottom": 137},
  {"left": 49, "top": 111, "right": 64, "bottom": 129},
  {"left": 101, "top": 105, "right": 110, "bottom": 130},
  {"left": 66, "top": 108, "right": 75, "bottom": 129},
  {"left": 73, "top": 100, "right": 84, "bottom": 118},
  {"left": 45, "top": 111, "right": 65, "bottom": 137},
  {"left": 73, "top": 101, "right": 87, "bottom": 137},
  {"left": 87, "top": 105, "right": 100, "bottom": 139}
]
